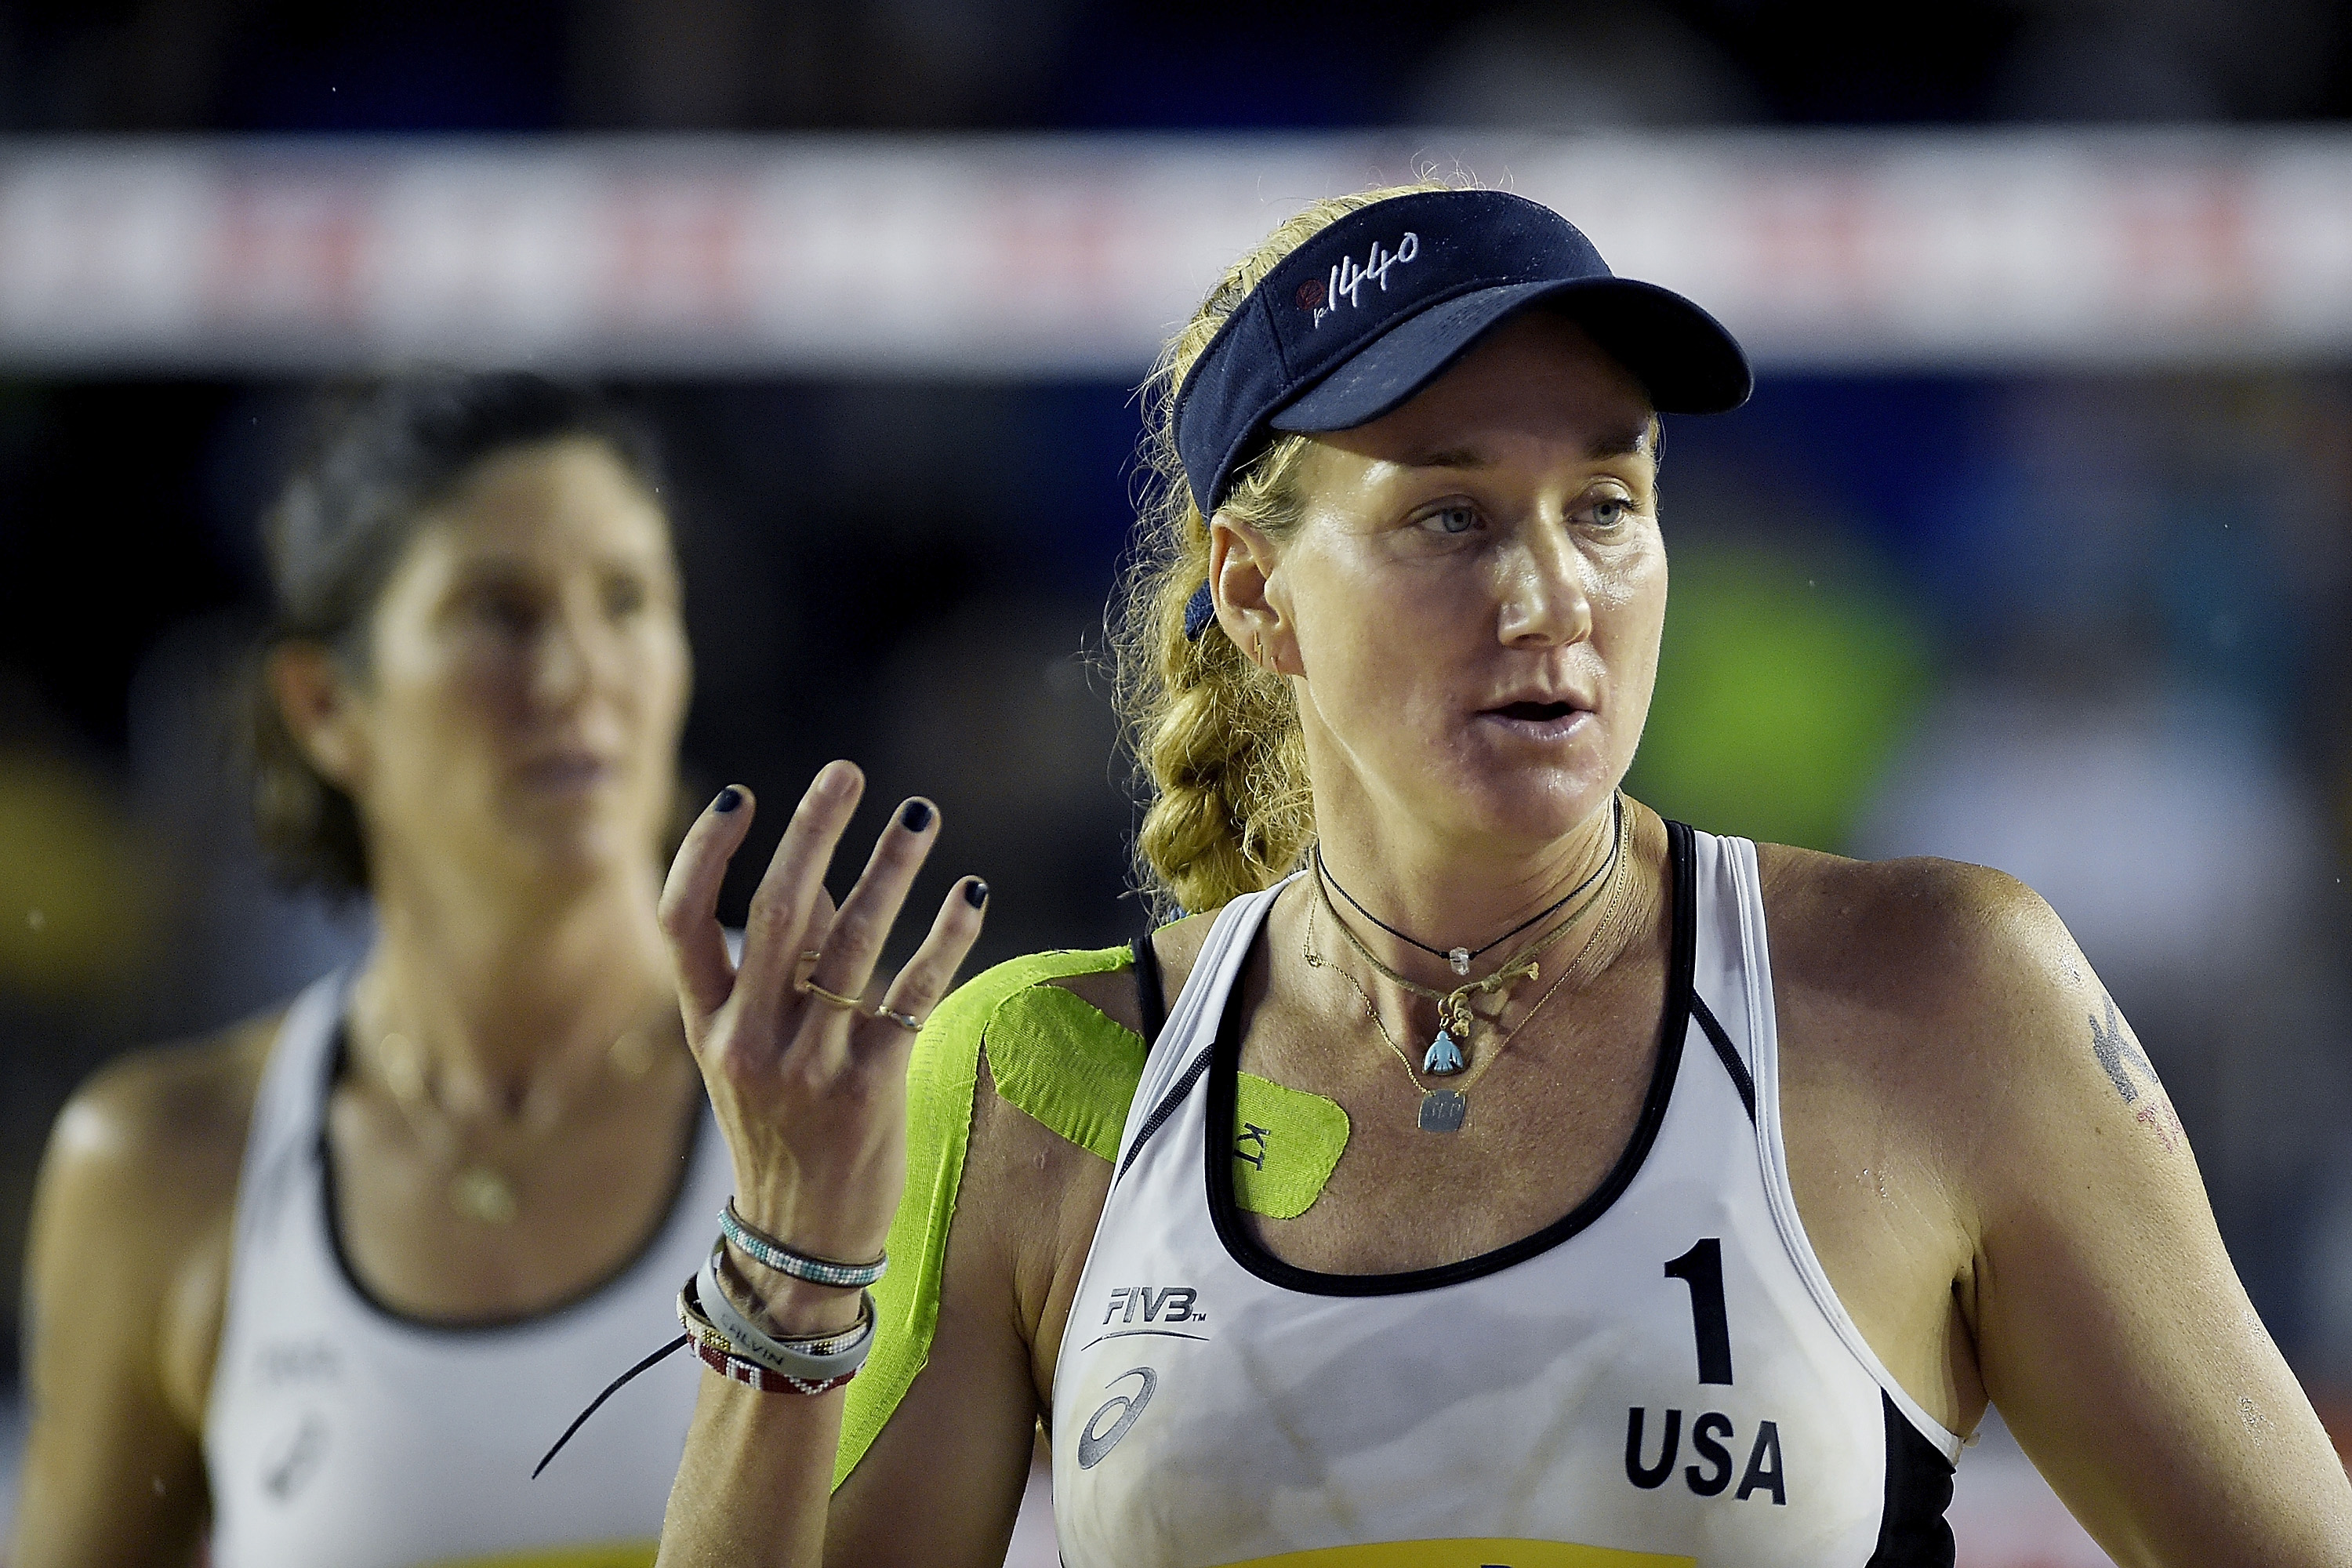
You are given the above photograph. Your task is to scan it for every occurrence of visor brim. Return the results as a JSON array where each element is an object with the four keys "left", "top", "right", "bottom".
[{"left": 1267, "top": 275, "right": 1751, "bottom": 437}]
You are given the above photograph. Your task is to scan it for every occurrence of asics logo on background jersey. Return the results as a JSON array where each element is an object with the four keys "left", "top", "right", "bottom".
[
  {"left": 1102, "top": 1285, "right": 1199, "bottom": 1323},
  {"left": 1302, "top": 231, "right": 1421, "bottom": 328},
  {"left": 1076, "top": 1367, "right": 1157, "bottom": 1469}
]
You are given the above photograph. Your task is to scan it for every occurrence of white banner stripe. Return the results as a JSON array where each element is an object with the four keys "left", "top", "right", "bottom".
[{"left": 0, "top": 131, "right": 2347, "bottom": 373}]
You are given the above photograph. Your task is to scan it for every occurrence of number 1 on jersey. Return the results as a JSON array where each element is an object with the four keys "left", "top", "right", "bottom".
[{"left": 1665, "top": 1238, "right": 1734, "bottom": 1385}]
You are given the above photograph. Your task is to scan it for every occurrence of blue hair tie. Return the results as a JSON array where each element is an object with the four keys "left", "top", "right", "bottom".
[{"left": 1181, "top": 583, "right": 1217, "bottom": 640}]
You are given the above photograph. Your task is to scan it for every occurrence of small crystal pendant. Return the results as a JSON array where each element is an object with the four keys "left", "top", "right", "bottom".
[
  {"left": 1422, "top": 1029, "right": 1465, "bottom": 1075},
  {"left": 1448, "top": 946, "right": 1472, "bottom": 975}
]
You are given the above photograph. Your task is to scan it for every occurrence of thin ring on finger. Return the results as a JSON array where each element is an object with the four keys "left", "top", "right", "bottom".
[
  {"left": 868, "top": 877, "right": 985, "bottom": 1047},
  {"left": 800, "top": 980, "right": 865, "bottom": 1011}
]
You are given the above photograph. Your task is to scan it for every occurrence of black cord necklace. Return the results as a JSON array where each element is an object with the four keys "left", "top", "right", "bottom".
[{"left": 1312, "top": 793, "right": 1625, "bottom": 977}]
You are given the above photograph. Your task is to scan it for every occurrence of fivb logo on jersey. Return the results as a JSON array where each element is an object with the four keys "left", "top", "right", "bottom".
[
  {"left": 1296, "top": 231, "right": 1421, "bottom": 328},
  {"left": 1102, "top": 1284, "right": 1201, "bottom": 1325}
]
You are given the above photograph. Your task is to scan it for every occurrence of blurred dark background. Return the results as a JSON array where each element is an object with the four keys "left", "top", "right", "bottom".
[
  {"left": 5, "top": 0, "right": 2351, "bottom": 132},
  {"left": 4, "top": 4, "right": 2352, "bottom": 1558}
]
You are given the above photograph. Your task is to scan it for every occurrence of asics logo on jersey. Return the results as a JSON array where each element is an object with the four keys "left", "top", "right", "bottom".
[
  {"left": 1306, "top": 232, "right": 1421, "bottom": 328},
  {"left": 1076, "top": 1367, "right": 1157, "bottom": 1469},
  {"left": 260, "top": 1413, "right": 329, "bottom": 1501},
  {"left": 1102, "top": 1285, "right": 1199, "bottom": 1324}
]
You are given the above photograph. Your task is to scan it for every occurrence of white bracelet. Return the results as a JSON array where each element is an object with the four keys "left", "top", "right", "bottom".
[{"left": 693, "top": 1243, "right": 876, "bottom": 1381}]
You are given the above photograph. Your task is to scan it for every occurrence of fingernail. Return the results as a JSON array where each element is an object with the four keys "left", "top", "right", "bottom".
[
  {"left": 901, "top": 800, "right": 933, "bottom": 833},
  {"left": 964, "top": 878, "right": 989, "bottom": 908},
  {"left": 712, "top": 786, "right": 742, "bottom": 814},
  {"left": 818, "top": 761, "right": 854, "bottom": 797}
]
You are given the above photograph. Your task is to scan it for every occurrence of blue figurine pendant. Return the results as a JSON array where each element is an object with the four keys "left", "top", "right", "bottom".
[
  {"left": 1422, "top": 1029, "right": 1465, "bottom": 1075},
  {"left": 1423, "top": 995, "right": 1472, "bottom": 1076}
]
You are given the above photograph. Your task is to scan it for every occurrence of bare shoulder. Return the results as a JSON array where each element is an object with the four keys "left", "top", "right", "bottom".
[
  {"left": 26, "top": 1009, "right": 285, "bottom": 1437},
  {"left": 1754, "top": 841, "right": 2069, "bottom": 1000},
  {"left": 36, "top": 1010, "right": 283, "bottom": 1317},
  {"left": 1755, "top": 843, "right": 2085, "bottom": 1030},
  {"left": 49, "top": 1011, "right": 279, "bottom": 1213},
  {"left": 1043, "top": 910, "right": 1218, "bottom": 1037},
  {"left": 1753, "top": 841, "right": 2120, "bottom": 1155}
]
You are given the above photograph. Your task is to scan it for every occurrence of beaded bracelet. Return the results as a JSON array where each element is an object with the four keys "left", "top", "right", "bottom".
[
  {"left": 686, "top": 1329, "right": 858, "bottom": 1396},
  {"left": 718, "top": 1198, "right": 889, "bottom": 1290},
  {"left": 677, "top": 1273, "right": 868, "bottom": 1396}
]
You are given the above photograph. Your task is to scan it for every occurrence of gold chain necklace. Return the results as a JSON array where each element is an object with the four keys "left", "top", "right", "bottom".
[
  {"left": 1305, "top": 797, "right": 1635, "bottom": 1132},
  {"left": 1313, "top": 792, "right": 1625, "bottom": 1076},
  {"left": 368, "top": 1010, "right": 673, "bottom": 1225}
]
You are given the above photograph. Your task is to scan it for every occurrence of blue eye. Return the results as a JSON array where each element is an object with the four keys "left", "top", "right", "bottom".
[
  {"left": 1588, "top": 497, "right": 1630, "bottom": 528},
  {"left": 1425, "top": 505, "right": 1478, "bottom": 535}
]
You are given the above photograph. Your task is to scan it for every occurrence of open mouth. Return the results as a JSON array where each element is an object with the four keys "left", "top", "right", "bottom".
[{"left": 1490, "top": 700, "right": 1577, "bottom": 723}]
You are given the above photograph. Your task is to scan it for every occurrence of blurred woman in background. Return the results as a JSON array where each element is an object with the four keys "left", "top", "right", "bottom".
[{"left": 13, "top": 372, "right": 724, "bottom": 1567}]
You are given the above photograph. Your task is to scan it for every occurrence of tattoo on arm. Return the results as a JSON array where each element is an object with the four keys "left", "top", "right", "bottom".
[
  {"left": 2087, "top": 993, "right": 2157, "bottom": 1104},
  {"left": 2088, "top": 993, "right": 2183, "bottom": 1150}
]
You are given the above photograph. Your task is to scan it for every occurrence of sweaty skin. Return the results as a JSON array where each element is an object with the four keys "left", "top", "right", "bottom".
[{"left": 654, "top": 318, "right": 2352, "bottom": 1567}]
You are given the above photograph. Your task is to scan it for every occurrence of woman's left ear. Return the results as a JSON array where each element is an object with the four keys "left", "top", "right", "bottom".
[
  {"left": 267, "top": 642, "right": 369, "bottom": 792},
  {"left": 1207, "top": 513, "right": 1294, "bottom": 676}
]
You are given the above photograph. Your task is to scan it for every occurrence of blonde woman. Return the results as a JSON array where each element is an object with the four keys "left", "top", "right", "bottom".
[
  {"left": 17, "top": 374, "right": 724, "bottom": 1567},
  {"left": 651, "top": 187, "right": 2352, "bottom": 1566}
]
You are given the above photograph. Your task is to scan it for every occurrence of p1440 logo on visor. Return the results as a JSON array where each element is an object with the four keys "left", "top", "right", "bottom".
[{"left": 1301, "top": 231, "right": 1420, "bottom": 328}]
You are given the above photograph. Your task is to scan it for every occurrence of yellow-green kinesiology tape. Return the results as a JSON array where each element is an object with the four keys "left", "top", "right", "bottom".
[
  {"left": 833, "top": 944, "right": 1352, "bottom": 1487},
  {"left": 1230, "top": 1069, "right": 1349, "bottom": 1221}
]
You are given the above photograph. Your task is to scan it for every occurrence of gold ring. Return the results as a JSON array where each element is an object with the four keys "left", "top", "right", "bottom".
[
  {"left": 799, "top": 949, "right": 823, "bottom": 963},
  {"left": 874, "top": 1005, "right": 922, "bottom": 1032},
  {"left": 799, "top": 980, "right": 864, "bottom": 1011}
]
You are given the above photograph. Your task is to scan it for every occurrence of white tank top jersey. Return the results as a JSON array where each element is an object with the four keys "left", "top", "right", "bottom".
[
  {"left": 1053, "top": 824, "right": 1965, "bottom": 1567},
  {"left": 204, "top": 974, "right": 732, "bottom": 1568}
]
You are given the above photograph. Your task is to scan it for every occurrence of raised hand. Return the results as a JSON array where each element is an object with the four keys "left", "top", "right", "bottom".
[{"left": 659, "top": 761, "right": 986, "bottom": 1330}]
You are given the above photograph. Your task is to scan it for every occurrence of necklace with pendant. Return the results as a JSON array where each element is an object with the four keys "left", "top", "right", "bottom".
[
  {"left": 1304, "top": 800, "right": 1636, "bottom": 1131},
  {"left": 370, "top": 1011, "right": 671, "bottom": 1225},
  {"left": 1313, "top": 792, "right": 1626, "bottom": 1081}
]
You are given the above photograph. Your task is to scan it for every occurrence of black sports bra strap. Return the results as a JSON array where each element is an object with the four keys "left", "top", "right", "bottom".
[{"left": 1131, "top": 927, "right": 1171, "bottom": 1047}]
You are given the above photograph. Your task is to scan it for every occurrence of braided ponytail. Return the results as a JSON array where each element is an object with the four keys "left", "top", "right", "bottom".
[{"left": 1113, "top": 179, "right": 1453, "bottom": 916}]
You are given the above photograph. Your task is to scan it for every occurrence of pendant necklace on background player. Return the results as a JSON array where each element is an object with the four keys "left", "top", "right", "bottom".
[
  {"left": 364, "top": 1004, "right": 675, "bottom": 1224},
  {"left": 1307, "top": 793, "right": 1632, "bottom": 1131}
]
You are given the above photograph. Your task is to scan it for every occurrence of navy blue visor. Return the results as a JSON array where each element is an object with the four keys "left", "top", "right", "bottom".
[{"left": 1172, "top": 188, "right": 1751, "bottom": 528}]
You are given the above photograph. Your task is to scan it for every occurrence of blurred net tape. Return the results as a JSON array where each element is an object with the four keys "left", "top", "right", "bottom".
[{"left": 1, "top": 130, "right": 2349, "bottom": 373}]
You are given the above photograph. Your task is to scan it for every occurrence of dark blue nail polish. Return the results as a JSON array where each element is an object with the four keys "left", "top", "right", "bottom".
[
  {"left": 713, "top": 786, "right": 742, "bottom": 814},
  {"left": 901, "top": 800, "right": 933, "bottom": 832},
  {"left": 964, "top": 879, "right": 989, "bottom": 908}
]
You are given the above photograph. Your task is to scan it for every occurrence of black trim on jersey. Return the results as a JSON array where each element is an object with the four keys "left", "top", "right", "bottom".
[
  {"left": 1689, "top": 992, "right": 1757, "bottom": 1124},
  {"left": 1132, "top": 927, "right": 1171, "bottom": 1047},
  {"left": 1867, "top": 1390, "right": 1957, "bottom": 1566},
  {"left": 1197, "top": 820, "right": 1700, "bottom": 1298},
  {"left": 1116, "top": 910, "right": 1236, "bottom": 1183},
  {"left": 1117, "top": 1046, "right": 1216, "bottom": 1184}
]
